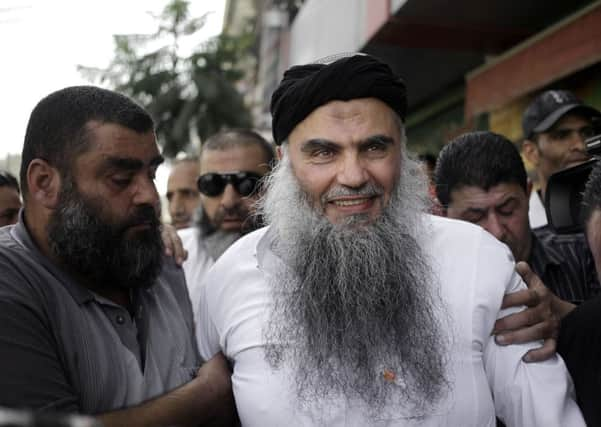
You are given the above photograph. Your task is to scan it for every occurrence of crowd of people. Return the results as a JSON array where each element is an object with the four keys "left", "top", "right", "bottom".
[{"left": 0, "top": 53, "right": 600, "bottom": 426}]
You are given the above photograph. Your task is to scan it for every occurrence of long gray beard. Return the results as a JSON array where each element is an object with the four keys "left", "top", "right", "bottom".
[{"left": 258, "top": 150, "right": 450, "bottom": 414}]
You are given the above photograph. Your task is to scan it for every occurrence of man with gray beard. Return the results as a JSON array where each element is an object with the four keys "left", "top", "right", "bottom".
[
  {"left": 0, "top": 86, "right": 235, "bottom": 426},
  {"left": 196, "top": 55, "right": 584, "bottom": 425}
]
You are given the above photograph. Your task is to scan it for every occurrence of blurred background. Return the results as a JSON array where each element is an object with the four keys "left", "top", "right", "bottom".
[{"left": 2, "top": 0, "right": 600, "bottom": 208}]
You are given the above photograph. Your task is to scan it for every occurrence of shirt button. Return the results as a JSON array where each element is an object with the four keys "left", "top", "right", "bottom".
[{"left": 116, "top": 315, "right": 125, "bottom": 325}]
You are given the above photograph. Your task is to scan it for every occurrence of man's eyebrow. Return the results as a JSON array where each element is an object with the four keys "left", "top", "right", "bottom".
[
  {"left": 104, "top": 155, "right": 164, "bottom": 171},
  {"left": 496, "top": 196, "right": 517, "bottom": 210},
  {"left": 300, "top": 139, "right": 340, "bottom": 153},
  {"left": 361, "top": 135, "right": 395, "bottom": 146}
]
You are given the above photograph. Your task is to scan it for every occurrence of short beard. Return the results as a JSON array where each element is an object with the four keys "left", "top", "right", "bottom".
[
  {"left": 258, "top": 149, "right": 450, "bottom": 415},
  {"left": 193, "top": 203, "right": 263, "bottom": 261},
  {"left": 47, "top": 178, "right": 164, "bottom": 290}
]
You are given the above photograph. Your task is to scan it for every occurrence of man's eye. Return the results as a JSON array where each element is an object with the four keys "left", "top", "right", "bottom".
[
  {"left": 112, "top": 177, "right": 132, "bottom": 187},
  {"left": 463, "top": 212, "right": 484, "bottom": 223},
  {"left": 550, "top": 129, "right": 571, "bottom": 140},
  {"left": 498, "top": 208, "right": 514, "bottom": 216},
  {"left": 581, "top": 126, "right": 596, "bottom": 139},
  {"left": 313, "top": 149, "right": 334, "bottom": 158}
]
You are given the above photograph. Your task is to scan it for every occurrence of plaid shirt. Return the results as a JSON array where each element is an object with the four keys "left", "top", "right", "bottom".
[{"left": 529, "top": 228, "right": 600, "bottom": 304}]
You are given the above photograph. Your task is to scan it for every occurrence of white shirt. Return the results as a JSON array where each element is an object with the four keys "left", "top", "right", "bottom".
[
  {"left": 178, "top": 227, "right": 214, "bottom": 320},
  {"left": 196, "top": 215, "right": 583, "bottom": 426},
  {"left": 529, "top": 190, "right": 548, "bottom": 229}
]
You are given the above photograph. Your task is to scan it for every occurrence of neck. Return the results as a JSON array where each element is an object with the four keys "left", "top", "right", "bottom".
[{"left": 538, "top": 175, "right": 548, "bottom": 201}]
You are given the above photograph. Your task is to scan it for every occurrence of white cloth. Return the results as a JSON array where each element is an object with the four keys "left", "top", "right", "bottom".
[
  {"left": 196, "top": 215, "right": 583, "bottom": 426},
  {"left": 178, "top": 227, "right": 214, "bottom": 320},
  {"left": 529, "top": 190, "right": 548, "bottom": 229}
]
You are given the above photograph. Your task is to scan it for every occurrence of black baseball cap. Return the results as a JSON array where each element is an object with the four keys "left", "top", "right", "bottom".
[{"left": 522, "top": 90, "right": 601, "bottom": 139}]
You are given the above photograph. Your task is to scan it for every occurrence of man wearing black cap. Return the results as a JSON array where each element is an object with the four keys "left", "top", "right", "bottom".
[
  {"left": 522, "top": 90, "right": 601, "bottom": 229},
  {"left": 195, "top": 54, "right": 584, "bottom": 425}
]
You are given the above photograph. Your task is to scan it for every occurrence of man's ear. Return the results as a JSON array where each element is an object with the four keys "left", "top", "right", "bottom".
[
  {"left": 522, "top": 139, "right": 540, "bottom": 168},
  {"left": 526, "top": 178, "right": 533, "bottom": 198},
  {"left": 27, "top": 159, "right": 61, "bottom": 209},
  {"left": 276, "top": 146, "right": 283, "bottom": 160}
]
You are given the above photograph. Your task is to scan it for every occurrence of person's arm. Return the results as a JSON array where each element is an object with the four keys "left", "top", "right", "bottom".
[
  {"left": 161, "top": 223, "right": 188, "bottom": 266},
  {"left": 98, "top": 353, "right": 236, "bottom": 427},
  {"left": 492, "top": 262, "right": 575, "bottom": 362},
  {"left": 471, "top": 243, "right": 584, "bottom": 426}
]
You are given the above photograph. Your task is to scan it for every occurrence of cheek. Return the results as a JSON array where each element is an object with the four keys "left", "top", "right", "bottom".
[
  {"left": 201, "top": 197, "right": 220, "bottom": 219},
  {"left": 371, "top": 162, "right": 398, "bottom": 201},
  {"left": 241, "top": 196, "right": 259, "bottom": 213},
  {"left": 294, "top": 165, "right": 335, "bottom": 203}
]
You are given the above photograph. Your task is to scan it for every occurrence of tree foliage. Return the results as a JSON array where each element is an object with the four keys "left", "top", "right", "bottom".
[{"left": 79, "top": 0, "right": 252, "bottom": 157}]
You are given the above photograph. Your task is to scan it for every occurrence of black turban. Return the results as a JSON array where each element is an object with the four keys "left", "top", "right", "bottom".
[{"left": 270, "top": 54, "right": 407, "bottom": 145}]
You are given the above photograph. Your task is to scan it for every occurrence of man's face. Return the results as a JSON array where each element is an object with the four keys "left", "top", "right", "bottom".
[
  {"left": 531, "top": 114, "right": 594, "bottom": 183},
  {"left": 286, "top": 98, "right": 402, "bottom": 225},
  {"left": 199, "top": 144, "right": 270, "bottom": 232},
  {"left": 166, "top": 161, "right": 200, "bottom": 229},
  {"left": 586, "top": 209, "right": 601, "bottom": 283},
  {"left": 0, "top": 186, "right": 21, "bottom": 227},
  {"left": 47, "top": 121, "right": 164, "bottom": 289},
  {"left": 446, "top": 183, "right": 531, "bottom": 261}
]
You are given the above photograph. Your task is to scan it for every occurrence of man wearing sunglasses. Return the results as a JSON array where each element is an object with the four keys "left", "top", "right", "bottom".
[
  {"left": 522, "top": 90, "right": 600, "bottom": 229},
  {"left": 179, "top": 129, "right": 274, "bottom": 318}
]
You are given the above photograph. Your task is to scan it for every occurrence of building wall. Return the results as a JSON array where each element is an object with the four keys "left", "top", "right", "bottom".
[{"left": 288, "top": 0, "right": 367, "bottom": 65}]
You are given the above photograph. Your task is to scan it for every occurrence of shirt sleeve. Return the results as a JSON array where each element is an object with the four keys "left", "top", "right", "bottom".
[
  {"left": 0, "top": 266, "right": 79, "bottom": 411},
  {"left": 472, "top": 232, "right": 585, "bottom": 426}
]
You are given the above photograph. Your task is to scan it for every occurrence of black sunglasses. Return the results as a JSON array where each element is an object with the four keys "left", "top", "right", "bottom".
[{"left": 197, "top": 171, "right": 263, "bottom": 197}]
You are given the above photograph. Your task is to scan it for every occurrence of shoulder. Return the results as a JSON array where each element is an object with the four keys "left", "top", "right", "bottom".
[
  {"left": 213, "top": 227, "right": 269, "bottom": 269},
  {"left": 200, "top": 227, "right": 269, "bottom": 301},
  {"left": 425, "top": 215, "right": 519, "bottom": 299},
  {"left": 177, "top": 226, "right": 197, "bottom": 244},
  {"left": 427, "top": 214, "right": 512, "bottom": 259}
]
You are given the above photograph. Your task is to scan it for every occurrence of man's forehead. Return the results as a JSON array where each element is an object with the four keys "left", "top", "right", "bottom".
[
  {"left": 200, "top": 145, "right": 269, "bottom": 174},
  {"left": 450, "top": 183, "right": 524, "bottom": 209},
  {"left": 77, "top": 122, "right": 161, "bottom": 172},
  {"left": 289, "top": 98, "right": 399, "bottom": 143}
]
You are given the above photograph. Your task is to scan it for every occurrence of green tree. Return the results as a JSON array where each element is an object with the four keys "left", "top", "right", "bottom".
[{"left": 79, "top": 0, "right": 252, "bottom": 157}]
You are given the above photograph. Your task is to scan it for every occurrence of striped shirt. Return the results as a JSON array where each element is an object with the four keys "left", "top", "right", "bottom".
[
  {"left": 529, "top": 228, "right": 600, "bottom": 304},
  {"left": 0, "top": 215, "right": 200, "bottom": 413}
]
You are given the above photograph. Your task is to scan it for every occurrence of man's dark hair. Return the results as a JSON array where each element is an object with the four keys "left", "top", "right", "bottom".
[
  {"left": 20, "top": 86, "right": 154, "bottom": 197},
  {"left": 582, "top": 161, "right": 601, "bottom": 225},
  {"left": 0, "top": 170, "right": 20, "bottom": 194},
  {"left": 202, "top": 129, "right": 275, "bottom": 170},
  {"left": 418, "top": 153, "right": 437, "bottom": 171},
  {"left": 435, "top": 131, "right": 528, "bottom": 208}
]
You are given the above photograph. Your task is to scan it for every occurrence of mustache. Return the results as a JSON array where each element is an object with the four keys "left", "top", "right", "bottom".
[
  {"left": 118, "top": 205, "right": 160, "bottom": 232},
  {"left": 321, "top": 183, "right": 384, "bottom": 203}
]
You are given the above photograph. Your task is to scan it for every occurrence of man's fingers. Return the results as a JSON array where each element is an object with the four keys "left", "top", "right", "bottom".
[
  {"left": 495, "top": 311, "right": 558, "bottom": 344},
  {"left": 160, "top": 224, "right": 187, "bottom": 265},
  {"left": 501, "top": 288, "right": 540, "bottom": 309},
  {"left": 494, "top": 306, "right": 544, "bottom": 334},
  {"left": 522, "top": 338, "right": 557, "bottom": 363}
]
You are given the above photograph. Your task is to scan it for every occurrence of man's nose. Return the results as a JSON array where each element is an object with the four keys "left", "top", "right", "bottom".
[
  {"left": 169, "top": 193, "right": 185, "bottom": 215},
  {"left": 570, "top": 130, "right": 588, "bottom": 151},
  {"left": 483, "top": 213, "right": 506, "bottom": 241},
  {"left": 337, "top": 154, "right": 369, "bottom": 188},
  {"left": 220, "top": 183, "right": 242, "bottom": 209},
  {"left": 133, "top": 175, "right": 160, "bottom": 207}
]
